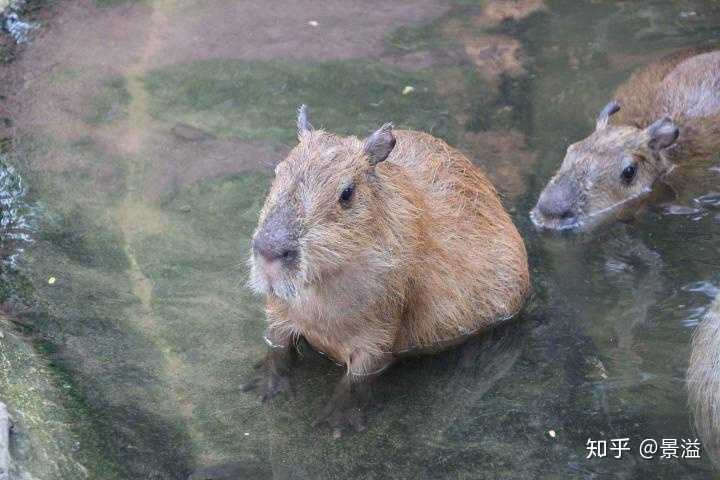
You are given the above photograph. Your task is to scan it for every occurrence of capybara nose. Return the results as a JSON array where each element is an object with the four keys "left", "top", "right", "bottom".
[
  {"left": 538, "top": 201, "right": 576, "bottom": 222},
  {"left": 252, "top": 232, "right": 298, "bottom": 264},
  {"left": 536, "top": 182, "right": 578, "bottom": 221}
]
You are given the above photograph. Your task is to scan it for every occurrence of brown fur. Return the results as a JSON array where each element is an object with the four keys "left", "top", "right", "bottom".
[
  {"left": 614, "top": 48, "right": 720, "bottom": 162},
  {"left": 532, "top": 48, "right": 720, "bottom": 231},
  {"left": 250, "top": 126, "right": 530, "bottom": 376},
  {"left": 688, "top": 293, "right": 720, "bottom": 467}
]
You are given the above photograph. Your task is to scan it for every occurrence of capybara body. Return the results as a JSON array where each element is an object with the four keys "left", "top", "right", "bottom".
[
  {"left": 688, "top": 293, "right": 720, "bottom": 467},
  {"left": 250, "top": 111, "right": 530, "bottom": 377},
  {"left": 532, "top": 48, "right": 720, "bottom": 231},
  {"left": 246, "top": 108, "right": 529, "bottom": 433}
]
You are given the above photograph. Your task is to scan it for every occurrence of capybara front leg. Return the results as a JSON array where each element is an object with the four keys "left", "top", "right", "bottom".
[
  {"left": 313, "top": 352, "right": 393, "bottom": 438},
  {"left": 240, "top": 329, "right": 294, "bottom": 402}
]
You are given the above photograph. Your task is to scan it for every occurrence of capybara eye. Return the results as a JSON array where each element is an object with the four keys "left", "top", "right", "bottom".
[
  {"left": 339, "top": 184, "right": 355, "bottom": 206},
  {"left": 621, "top": 164, "right": 637, "bottom": 183}
]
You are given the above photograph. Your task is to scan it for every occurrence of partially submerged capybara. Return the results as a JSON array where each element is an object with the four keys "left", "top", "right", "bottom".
[
  {"left": 688, "top": 293, "right": 720, "bottom": 467},
  {"left": 532, "top": 48, "right": 720, "bottom": 231},
  {"left": 244, "top": 106, "right": 529, "bottom": 435}
]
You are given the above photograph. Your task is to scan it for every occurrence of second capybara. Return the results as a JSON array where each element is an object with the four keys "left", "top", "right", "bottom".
[
  {"left": 244, "top": 106, "right": 530, "bottom": 435},
  {"left": 532, "top": 48, "right": 720, "bottom": 231},
  {"left": 688, "top": 292, "right": 720, "bottom": 467}
]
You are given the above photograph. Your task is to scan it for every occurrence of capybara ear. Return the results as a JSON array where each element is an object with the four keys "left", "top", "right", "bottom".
[
  {"left": 595, "top": 100, "right": 620, "bottom": 131},
  {"left": 297, "top": 104, "right": 313, "bottom": 137},
  {"left": 645, "top": 117, "right": 679, "bottom": 151},
  {"left": 364, "top": 123, "right": 396, "bottom": 166}
]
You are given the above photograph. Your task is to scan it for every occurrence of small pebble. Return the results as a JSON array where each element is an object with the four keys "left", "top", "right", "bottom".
[
  {"left": 48, "top": 276, "right": 56, "bottom": 285},
  {"left": 402, "top": 86, "right": 415, "bottom": 95}
]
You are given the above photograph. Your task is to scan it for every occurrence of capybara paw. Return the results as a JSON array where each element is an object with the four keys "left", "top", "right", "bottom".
[
  {"left": 312, "top": 399, "right": 367, "bottom": 438},
  {"left": 239, "top": 357, "right": 292, "bottom": 403}
]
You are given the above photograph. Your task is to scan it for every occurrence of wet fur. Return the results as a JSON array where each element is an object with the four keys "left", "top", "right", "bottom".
[
  {"left": 534, "top": 48, "right": 720, "bottom": 230},
  {"left": 613, "top": 48, "right": 720, "bottom": 164},
  {"left": 688, "top": 294, "right": 720, "bottom": 467},
  {"left": 250, "top": 129, "right": 530, "bottom": 375}
]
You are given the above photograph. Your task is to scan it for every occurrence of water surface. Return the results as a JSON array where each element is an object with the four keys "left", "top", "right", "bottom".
[{"left": 1, "top": 0, "right": 720, "bottom": 478}]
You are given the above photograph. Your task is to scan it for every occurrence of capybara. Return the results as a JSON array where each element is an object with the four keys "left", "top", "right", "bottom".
[
  {"left": 532, "top": 48, "right": 720, "bottom": 231},
  {"left": 244, "top": 106, "right": 530, "bottom": 435},
  {"left": 688, "top": 292, "right": 720, "bottom": 467}
]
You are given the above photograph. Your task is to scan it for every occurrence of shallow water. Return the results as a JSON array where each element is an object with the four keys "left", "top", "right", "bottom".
[{"left": 1, "top": 0, "right": 720, "bottom": 478}]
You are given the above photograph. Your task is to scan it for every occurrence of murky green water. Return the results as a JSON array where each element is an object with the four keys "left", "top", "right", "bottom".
[{"left": 1, "top": 0, "right": 720, "bottom": 478}]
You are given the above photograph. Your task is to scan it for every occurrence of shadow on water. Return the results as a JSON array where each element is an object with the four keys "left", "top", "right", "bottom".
[{"left": 0, "top": 0, "right": 720, "bottom": 478}]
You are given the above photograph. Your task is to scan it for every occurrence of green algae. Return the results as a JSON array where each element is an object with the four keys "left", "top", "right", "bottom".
[
  {"left": 85, "top": 77, "right": 131, "bottom": 125},
  {"left": 144, "top": 60, "right": 458, "bottom": 144}
]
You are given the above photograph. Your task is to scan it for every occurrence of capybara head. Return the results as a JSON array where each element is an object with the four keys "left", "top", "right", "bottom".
[
  {"left": 249, "top": 106, "right": 397, "bottom": 301},
  {"left": 531, "top": 101, "right": 680, "bottom": 231}
]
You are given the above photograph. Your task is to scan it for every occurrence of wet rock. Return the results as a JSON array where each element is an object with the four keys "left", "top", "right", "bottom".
[
  {"left": 171, "top": 123, "right": 216, "bottom": 142},
  {"left": 0, "top": 9, "right": 35, "bottom": 43},
  {"left": 0, "top": 0, "right": 23, "bottom": 16},
  {"left": 0, "top": 158, "right": 31, "bottom": 267}
]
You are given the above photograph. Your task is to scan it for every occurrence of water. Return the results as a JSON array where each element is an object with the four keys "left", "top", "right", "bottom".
[{"left": 1, "top": 0, "right": 720, "bottom": 478}]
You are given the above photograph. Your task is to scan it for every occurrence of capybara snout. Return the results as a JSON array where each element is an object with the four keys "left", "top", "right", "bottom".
[{"left": 252, "top": 204, "right": 299, "bottom": 264}]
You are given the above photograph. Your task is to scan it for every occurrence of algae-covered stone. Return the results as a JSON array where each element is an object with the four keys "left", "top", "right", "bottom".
[{"left": 0, "top": 321, "right": 97, "bottom": 479}]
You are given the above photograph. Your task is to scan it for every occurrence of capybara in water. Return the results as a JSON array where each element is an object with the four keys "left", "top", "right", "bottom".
[
  {"left": 244, "top": 106, "right": 530, "bottom": 436},
  {"left": 688, "top": 293, "right": 720, "bottom": 467},
  {"left": 532, "top": 48, "right": 720, "bottom": 231}
]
